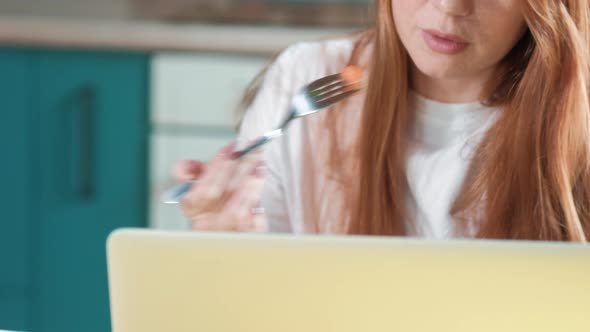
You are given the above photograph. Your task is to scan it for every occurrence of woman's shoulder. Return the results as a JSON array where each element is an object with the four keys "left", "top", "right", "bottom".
[{"left": 281, "top": 36, "right": 358, "bottom": 63}]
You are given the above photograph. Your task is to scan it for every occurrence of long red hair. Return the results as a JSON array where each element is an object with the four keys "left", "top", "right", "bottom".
[{"left": 345, "top": 0, "right": 590, "bottom": 241}]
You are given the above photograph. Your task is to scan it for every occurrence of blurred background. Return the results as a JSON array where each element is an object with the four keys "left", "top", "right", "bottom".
[{"left": 0, "top": 0, "right": 369, "bottom": 331}]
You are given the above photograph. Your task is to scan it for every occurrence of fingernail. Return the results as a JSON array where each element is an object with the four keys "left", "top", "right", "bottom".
[
  {"left": 185, "top": 160, "right": 201, "bottom": 175},
  {"left": 248, "top": 160, "right": 265, "bottom": 177},
  {"left": 229, "top": 150, "right": 241, "bottom": 160}
]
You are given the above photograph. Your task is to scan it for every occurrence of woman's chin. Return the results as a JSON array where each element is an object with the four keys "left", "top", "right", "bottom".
[{"left": 413, "top": 61, "right": 470, "bottom": 81}]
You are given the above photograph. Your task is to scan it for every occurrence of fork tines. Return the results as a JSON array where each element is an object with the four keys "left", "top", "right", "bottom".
[
  {"left": 306, "top": 74, "right": 363, "bottom": 109},
  {"left": 307, "top": 73, "right": 342, "bottom": 91}
]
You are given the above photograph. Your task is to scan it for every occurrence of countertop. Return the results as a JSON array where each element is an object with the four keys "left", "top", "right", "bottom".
[{"left": 0, "top": 16, "right": 358, "bottom": 54}]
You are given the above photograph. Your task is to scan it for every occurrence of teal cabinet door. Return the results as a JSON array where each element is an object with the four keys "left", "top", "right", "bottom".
[
  {"left": 36, "top": 50, "right": 149, "bottom": 332},
  {"left": 0, "top": 49, "right": 36, "bottom": 332}
]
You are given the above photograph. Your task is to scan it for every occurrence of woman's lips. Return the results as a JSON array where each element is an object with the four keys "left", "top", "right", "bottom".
[{"left": 422, "top": 29, "right": 469, "bottom": 55}]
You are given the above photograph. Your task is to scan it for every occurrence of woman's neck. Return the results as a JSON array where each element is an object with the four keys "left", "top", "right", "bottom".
[{"left": 410, "top": 65, "right": 494, "bottom": 103}]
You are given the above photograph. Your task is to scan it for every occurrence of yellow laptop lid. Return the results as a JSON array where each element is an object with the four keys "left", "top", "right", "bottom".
[{"left": 107, "top": 229, "right": 590, "bottom": 332}]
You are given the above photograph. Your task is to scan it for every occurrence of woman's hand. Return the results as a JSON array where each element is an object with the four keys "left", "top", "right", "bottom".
[{"left": 173, "top": 144, "right": 267, "bottom": 232}]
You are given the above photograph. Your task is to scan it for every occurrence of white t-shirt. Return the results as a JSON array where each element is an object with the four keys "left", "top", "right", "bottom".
[{"left": 237, "top": 37, "right": 499, "bottom": 238}]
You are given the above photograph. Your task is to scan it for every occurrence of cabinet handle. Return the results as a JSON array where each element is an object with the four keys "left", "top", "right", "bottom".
[{"left": 67, "top": 85, "right": 95, "bottom": 200}]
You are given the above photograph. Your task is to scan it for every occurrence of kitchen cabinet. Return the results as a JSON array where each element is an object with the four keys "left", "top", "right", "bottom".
[
  {"left": 0, "top": 48, "right": 35, "bottom": 332},
  {"left": 151, "top": 52, "right": 267, "bottom": 127},
  {"left": 0, "top": 47, "right": 149, "bottom": 332}
]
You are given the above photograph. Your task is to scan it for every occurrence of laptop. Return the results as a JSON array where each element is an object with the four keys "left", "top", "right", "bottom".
[{"left": 107, "top": 229, "right": 590, "bottom": 332}]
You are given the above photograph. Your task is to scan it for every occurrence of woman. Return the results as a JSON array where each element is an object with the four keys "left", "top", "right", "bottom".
[{"left": 175, "top": 0, "right": 590, "bottom": 241}]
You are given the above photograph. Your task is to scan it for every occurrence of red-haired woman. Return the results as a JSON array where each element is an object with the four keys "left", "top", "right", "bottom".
[{"left": 175, "top": 0, "right": 590, "bottom": 242}]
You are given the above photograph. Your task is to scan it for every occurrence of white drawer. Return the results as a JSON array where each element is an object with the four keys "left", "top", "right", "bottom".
[
  {"left": 149, "top": 134, "right": 235, "bottom": 229},
  {"left": 151, "top": 53, "right": 269, "bottom": 128}
]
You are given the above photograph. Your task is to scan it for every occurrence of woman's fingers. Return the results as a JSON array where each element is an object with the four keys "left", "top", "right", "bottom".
[
  {"left": 226, "top": 151, "right": 264, "bottom": 192},
  {"left": 189, "top": 164, "right": 267, "bottom": 232},
  {"left": 231, "top": 166, "right": 267, "bottom": 232},
  {"left": 233, "top": 213, "right": 267, "bottom": 233},
  {"left": 175, "top": 140, "right": 268, "bottom": 232},
  {"left": 182, "top": 144, "right": 236, "bottom": 212}
]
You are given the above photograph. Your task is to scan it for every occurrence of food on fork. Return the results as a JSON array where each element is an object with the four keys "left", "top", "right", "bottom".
[{"left": 340, "top": 65, "right": 364, "bottom": 92}]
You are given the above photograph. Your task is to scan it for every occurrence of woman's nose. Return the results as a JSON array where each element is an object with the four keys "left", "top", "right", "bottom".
[{"left": 432, "top": 0, "right": 472, "bottom": 17}]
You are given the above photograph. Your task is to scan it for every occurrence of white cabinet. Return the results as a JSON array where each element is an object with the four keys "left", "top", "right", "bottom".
[
  {"left": 149, "top": 52, "right": 269, "bottom": 229},
  {"left": 151, "top": 52, "right": 268, "bottom": 127}
]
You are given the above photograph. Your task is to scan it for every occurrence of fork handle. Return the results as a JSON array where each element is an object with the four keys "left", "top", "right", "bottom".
[
  {"left": 233, "top": 128, "right": 284, "bottom": 159},
  {"left": 232, "top": 135, "right": 272, "bottom": 159}
]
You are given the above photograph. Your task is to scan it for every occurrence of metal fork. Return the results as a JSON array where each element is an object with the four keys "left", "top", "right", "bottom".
[{"left": 162, "top": 71, "right": 363, "bottom": 204}]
